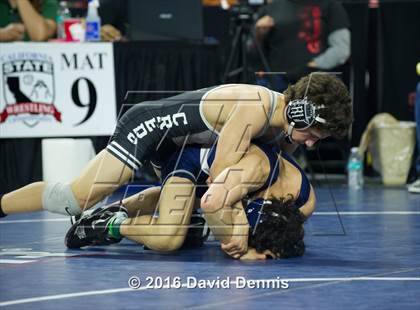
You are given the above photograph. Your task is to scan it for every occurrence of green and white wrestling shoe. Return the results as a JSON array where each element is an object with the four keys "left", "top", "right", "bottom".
[{"left": 65, "top": 204, "right": 128, "bottom": 249}]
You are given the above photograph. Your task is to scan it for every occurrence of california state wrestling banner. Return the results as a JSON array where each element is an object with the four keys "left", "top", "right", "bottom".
[{"left": 0, "top": 43, "right": 116, "bottom": 138}]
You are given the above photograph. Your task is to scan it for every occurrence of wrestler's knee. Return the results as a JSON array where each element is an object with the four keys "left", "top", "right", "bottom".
[
  {"left": 42, "top": 182, "right": 82, "bottom": 215},
  {"left": 70, "top": 179, "right": 115, "bottom": 211},
  {"left": 67, "top": 183, "right": 89, "bottom": 211}
]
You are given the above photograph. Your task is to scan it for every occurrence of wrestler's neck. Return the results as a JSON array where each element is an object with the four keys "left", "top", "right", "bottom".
[{"left": 270, "top": 93, "right": 288, "bottom": 132}]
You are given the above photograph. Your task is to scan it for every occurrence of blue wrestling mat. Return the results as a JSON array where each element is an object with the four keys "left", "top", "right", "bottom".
[{"left": 1, "top": 185, "right": 419, "bottom": 309}]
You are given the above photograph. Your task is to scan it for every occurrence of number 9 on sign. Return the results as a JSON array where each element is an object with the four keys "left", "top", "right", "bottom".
[{"left": 71, "top": 77, "right": 97, "bottom": 126}]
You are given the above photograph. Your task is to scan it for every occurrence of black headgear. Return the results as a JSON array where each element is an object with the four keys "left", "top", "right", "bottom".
[{"left": 284, "top": 97, "right": 326, "bottom": 137}]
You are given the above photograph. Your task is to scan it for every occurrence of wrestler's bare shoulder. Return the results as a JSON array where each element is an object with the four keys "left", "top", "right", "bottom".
[
  {"left": 201, "top": 84, "right": 273, "bottom": 128},
  {"left": 204, "top": 84, "right": 272, "bottom": 104}
]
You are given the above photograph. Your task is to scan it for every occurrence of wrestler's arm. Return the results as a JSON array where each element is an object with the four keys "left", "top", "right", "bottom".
[
  {"left": 203, "top": 200, "right": 272, "bottom": 260},
  {"left": 221, "top": 203, "right": 249, "bottom": 258},
  {"left": 209, "top": 89, "right": 270, "bottom": 179},
  {"left": 202, "top": 146, "right": 271, "bottom": 257},
  {"left": 202, "top": 200, "right": 248, "bottom": 257},
  {"left": 202, "top": 145, "right": 271, "bottom": 213},
  {"left": 202, "top": 204, "right": 236, "bottom": 244}
]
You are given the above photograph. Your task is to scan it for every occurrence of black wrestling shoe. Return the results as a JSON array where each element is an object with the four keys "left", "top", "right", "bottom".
[
  {"left": 70, "top": 214, "right": 81, "bottom": 225},
  {"left": 65, "top": 204, "right": 128, "bottom": 249},
  {"left": 180, "top": 214, "right": 210, "bottom": 249}
]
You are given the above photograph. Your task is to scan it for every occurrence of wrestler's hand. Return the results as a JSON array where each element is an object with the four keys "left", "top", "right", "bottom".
[{"left": 221, "top": 230, "right": 248, "bottom": 259}]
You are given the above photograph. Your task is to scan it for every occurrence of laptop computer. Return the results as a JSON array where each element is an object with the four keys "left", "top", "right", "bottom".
[{"left": 128, "top": 0, "right": 204, "bottom": 42}]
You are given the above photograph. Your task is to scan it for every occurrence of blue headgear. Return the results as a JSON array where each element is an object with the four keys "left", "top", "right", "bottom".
[{"left": 246, "top": 199, "right": 279, "bottom": 235}]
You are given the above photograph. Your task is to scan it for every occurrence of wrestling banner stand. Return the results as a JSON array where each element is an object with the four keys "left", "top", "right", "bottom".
[{"left": 0, "top": 42, "right": 117, "bottom": 138}]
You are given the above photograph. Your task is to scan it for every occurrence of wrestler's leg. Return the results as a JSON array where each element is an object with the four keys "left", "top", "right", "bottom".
[
  {"left": 1, "top": 182, "right": 45, "bottom": 214},
  {"left": 120, "top": 177, "right": 195, "bottom": 251},
  {"left": 1, "top": 149, "right": 133, "bottom": 216},
  {"left": 71, "top": 149, "right": 133, "bottom": 211},
  {"left": 119, "top": 186, "right": 161, "bottom": 217}
]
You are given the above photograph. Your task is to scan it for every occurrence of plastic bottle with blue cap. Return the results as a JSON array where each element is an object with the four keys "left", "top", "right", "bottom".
[
  {"left": 347, "top": 147, "right": 364, "bottom": 189},
  {"left": 85, "top": 0, "right": 101, "bottom": 42}
]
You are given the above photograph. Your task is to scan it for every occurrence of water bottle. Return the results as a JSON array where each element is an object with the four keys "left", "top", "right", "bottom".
[
  {"left": 85, "top": 0, "right": 101, "bottom": 42},
  {"left": 56, "top": 1, "right": 71, "bottom": 39},
  {"left": 347, "top": 147, "right": 364, "bottom": 189}
]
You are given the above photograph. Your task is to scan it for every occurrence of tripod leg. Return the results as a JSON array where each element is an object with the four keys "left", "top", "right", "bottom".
[
  {"left": 241, "top": 27, "right": 248, "bottom": 82},
  {"left": 249, "top": 30, "right": 283, "bottom": 89},
  {"left": 249, "top": 30, "right": 271, "bottom": 73},
  {"left": 223, "top": 25, "right": 243, "bottom": 83}
]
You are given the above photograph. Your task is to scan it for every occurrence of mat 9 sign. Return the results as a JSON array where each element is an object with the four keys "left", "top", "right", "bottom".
[{"left": 0, "top": 43, "right": 117, "bottom": 138}]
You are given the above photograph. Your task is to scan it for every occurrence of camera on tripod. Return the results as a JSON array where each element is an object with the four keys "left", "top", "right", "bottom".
[
  {"left": 229, "top": 0, "right": 267, "bottom": 22},
  {"left": 223, "top": 0, "right": 270, "bottom": 83}
]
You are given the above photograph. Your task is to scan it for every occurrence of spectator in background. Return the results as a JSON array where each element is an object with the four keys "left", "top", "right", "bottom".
[
  {"left": 0, "top": 0, "right": 57, "bottom": 41},
  {"left": 255, "top": 0, "right": 351, "bottom": 90},
  {"left": 98, "top": 0, "right": 127, "bottom": 41}
]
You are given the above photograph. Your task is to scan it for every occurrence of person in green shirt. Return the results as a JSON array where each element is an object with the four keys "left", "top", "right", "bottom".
[{"left": 0, "top": 0, "right": 57, "bottom": 41}]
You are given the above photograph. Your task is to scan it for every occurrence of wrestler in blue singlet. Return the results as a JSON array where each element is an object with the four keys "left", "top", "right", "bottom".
[{"left": 159, "top": 142, "right": 311, "bottom": 230}]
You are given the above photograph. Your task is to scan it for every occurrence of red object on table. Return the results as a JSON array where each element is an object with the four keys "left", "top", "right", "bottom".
[{"left": 64, "top": 19, "right": 83, "bottom": 41}]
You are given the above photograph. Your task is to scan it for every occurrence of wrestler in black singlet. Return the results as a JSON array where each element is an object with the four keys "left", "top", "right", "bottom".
[{"left": 106, "top": 84, "right": 277, "bottom": 170}]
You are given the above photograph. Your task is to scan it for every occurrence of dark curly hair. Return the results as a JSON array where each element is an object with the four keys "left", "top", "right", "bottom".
[
  {"left": 283, "top": 72, "right": 353, "bottom": 139},
  {"left": 248, "top": 198, "right": 306, "bottom": 258}
]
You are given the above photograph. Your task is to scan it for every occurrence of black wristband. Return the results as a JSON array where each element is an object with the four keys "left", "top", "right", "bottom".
[{"left": 0, "top": 195, "right": 7, "bottom": 218}]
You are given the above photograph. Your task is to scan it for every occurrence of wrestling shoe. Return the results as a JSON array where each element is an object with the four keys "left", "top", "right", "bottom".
[
  {"left": 181, "top": 213, "right": 210, "bottom": 249},
  {"left": 65, "top": 204, "right": 128, "bottom": 249},
  {"left": 69, "top": 207, "right": 98, "bottom": 225},
  {"left": 70, "top": 214, "right": 81, "bottom": 225}
]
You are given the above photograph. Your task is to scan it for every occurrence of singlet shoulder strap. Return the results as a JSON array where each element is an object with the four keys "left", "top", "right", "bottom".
[
  {"left": 256, "top": 87, "right": 278, "bottom": 138},
  {"left": 251, "top": 142, "right": 280, "bottom": 193},
  {"left": 281, "top": 152, "right": 311, "bottom": 208}
]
